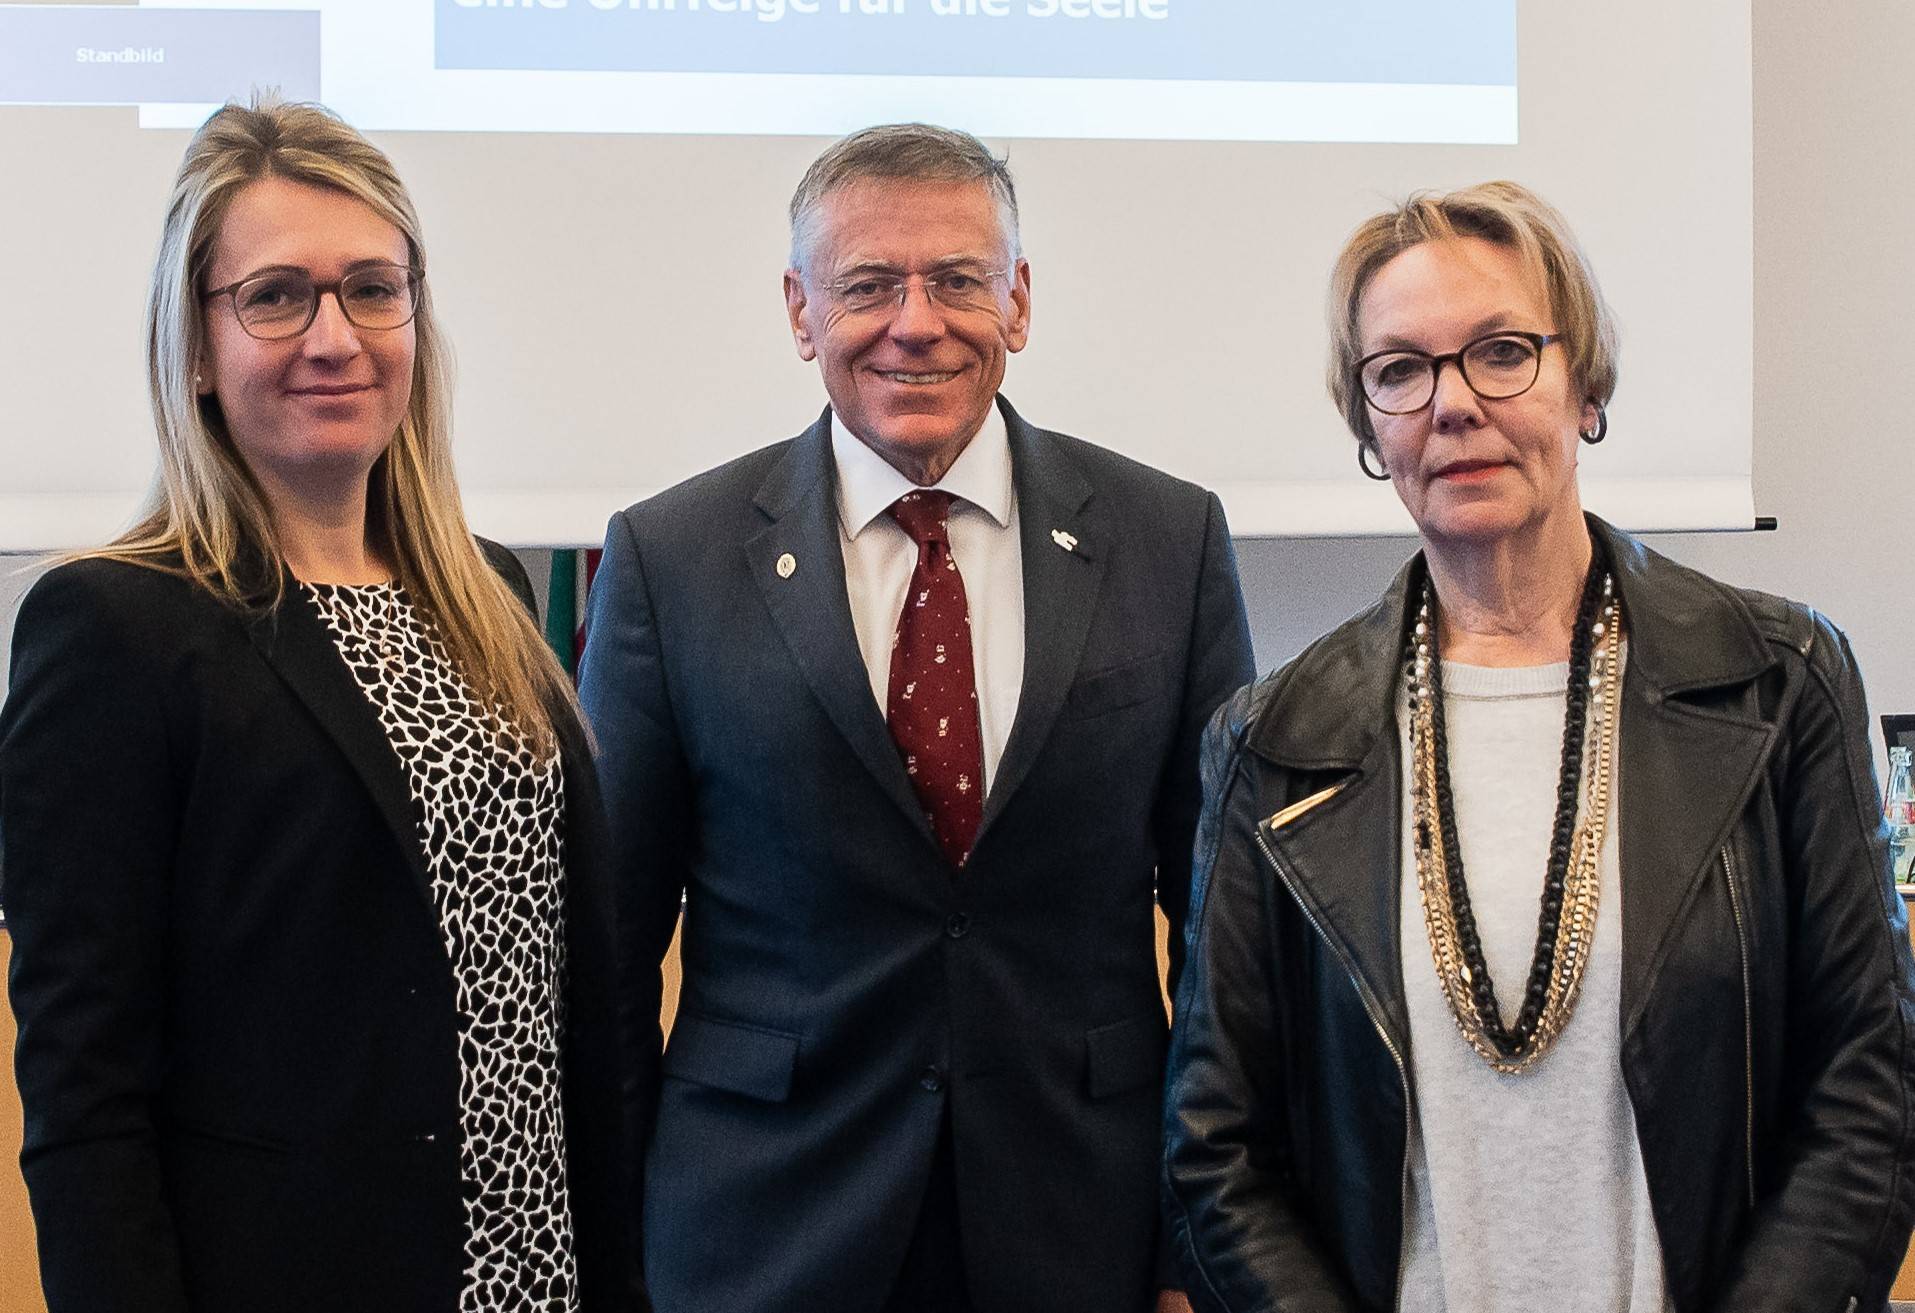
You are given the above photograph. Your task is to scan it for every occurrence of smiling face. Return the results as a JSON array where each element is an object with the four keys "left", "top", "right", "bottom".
[
  {"left": 784, "top": 178, "right": 1031, "bottom": 485},
  {"left": 1358, "top": 236, "right": 1597, "bottom": 551},
  {"left": 198, "top": 175, "right": 416, "bottom": 510}
]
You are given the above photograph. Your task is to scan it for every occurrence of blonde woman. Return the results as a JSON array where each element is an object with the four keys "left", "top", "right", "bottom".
[
  {"left": 0, "top": 99, "right": 631, "bottom": 1312},
  {"left": 1162, "top": 181, "right": 1915, "bottom": 1311}
]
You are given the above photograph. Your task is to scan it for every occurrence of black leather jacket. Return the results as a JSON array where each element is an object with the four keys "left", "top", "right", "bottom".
[{"left": 1162, "top": 517, "right": 1915, "bottom": 1313}]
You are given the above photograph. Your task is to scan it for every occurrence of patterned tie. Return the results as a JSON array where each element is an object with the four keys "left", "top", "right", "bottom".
[{"left": 886, "top": 490, "right": 985, "bottom": 868}]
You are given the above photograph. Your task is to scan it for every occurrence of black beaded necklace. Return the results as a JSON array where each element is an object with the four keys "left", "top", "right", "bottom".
[{"left": 1418, "top": 541, "right": 1607, "bottom": 1060}]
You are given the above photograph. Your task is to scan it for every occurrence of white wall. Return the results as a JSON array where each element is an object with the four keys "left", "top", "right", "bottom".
[{"left": 3, "top": 0, "right": 1911, "bottom": 773}]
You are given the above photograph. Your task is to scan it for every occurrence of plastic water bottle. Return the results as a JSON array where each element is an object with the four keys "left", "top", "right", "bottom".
[{"left": 1887, "top": 746, "right": 1915, "bottom": 886}]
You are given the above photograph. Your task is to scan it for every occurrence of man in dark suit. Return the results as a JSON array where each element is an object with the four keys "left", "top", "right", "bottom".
[{"left": 578, "top": 124, "right": 1254, "bottom": 1313}]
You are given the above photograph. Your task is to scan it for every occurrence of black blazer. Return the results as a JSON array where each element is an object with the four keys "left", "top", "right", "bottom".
[
  {"left": 578, "top": 398, "right": 1256, "bottom": 1313},
  {"left": 0, "top": 545, "right": 631, "bottom": 1313}
]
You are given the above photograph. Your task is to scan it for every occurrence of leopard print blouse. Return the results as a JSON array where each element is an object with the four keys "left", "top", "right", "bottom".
[{"left": 305, "top": 581, "right": 579, "bottom": 1313}]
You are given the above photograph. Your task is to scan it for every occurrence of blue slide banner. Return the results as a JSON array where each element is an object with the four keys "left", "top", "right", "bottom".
[
  {"left": 0, "top": 7, "right": 320, "bottom": 107},
  {"left": 434, "top": 0, "right": 1516, "bottom": 86}
]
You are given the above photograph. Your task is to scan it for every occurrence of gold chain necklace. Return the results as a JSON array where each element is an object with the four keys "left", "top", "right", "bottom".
[{"left": 1406, "top": 575, "right": 1624, "bottom": 1074}]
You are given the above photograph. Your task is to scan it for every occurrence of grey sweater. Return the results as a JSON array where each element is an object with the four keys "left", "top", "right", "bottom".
[{"left": 1394, "top": 656, "right": 1672, "bottom": 1313}]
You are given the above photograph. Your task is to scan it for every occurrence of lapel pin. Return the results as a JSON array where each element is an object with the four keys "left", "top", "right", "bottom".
[
  {"left": 1051, "top": 529, "right": 1078, "bottom": 552},
  {"left": 776, "top": 552, "right": 797, "bottom": 579}
]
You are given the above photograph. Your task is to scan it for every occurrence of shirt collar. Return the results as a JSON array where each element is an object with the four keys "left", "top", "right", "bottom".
[{"left": 831, "top": 402, "right": 1014, "bottom": 540}]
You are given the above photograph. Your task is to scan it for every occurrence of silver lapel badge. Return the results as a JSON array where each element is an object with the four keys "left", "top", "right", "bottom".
[{"left": 1051, "top": 529, "right": 1078, "bottom": 553}]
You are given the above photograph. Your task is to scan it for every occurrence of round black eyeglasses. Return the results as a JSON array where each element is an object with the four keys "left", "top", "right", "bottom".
[{"left": 1355, "top": 331, "right": 1563, "bottom": 415}]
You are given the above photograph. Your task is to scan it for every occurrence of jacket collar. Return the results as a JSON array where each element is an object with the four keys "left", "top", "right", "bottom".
[
  {"left": 980, "top": 397, "right": 1103, "bottom": 844},
  {"left": 245, "top": 581, "right": 437, "bottom": 910},
  {"left": 1245, "top": 514, "right": 1778, "bottom": 772},
  {"left": 1241, "top": 513, "right": 1785, "bottom": 1049},
  {"left": 245, "top": 568, "right": 606, "bottom": 923},
  {"left": 744, "top": 396, "right": 1105, "bottom": 867},
  {"left": 746, "top": 409, "right": 936, "bottom": 849}
]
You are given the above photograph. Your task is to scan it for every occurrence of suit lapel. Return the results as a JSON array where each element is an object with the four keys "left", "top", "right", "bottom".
[
  {"left": 748, "top": 412, "right": 935, "bottom": 843},
  {"left": 976, "top": 403, "right": 1107, "bottom": 842},
  {"left": 1260, "top": 747, "right": 1412, "bottom": 1050},
  {"left": 1598, "top": 521, "right": 1781, "bottom": 1037},
  {"left": 1615, "top": 674, "right": 1775, "bottom": 1035},
  {"left": 246, "top": 586, "right": 434, "bottom": 909},
  {"left": 1246, "top": 579, "right": 1414, "bottom": 1050}
]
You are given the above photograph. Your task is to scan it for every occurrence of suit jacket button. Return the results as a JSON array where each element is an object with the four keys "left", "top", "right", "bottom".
[
  {"left": 945, "top": 913, "right": 971, "bottom": 939},
  {"left": 919, "top": 1065, "right": 946, "bottom": 1093}
]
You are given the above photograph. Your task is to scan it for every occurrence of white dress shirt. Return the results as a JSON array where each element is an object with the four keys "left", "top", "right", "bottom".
[{"left": 831, "top": 406, "right": 1025, "bottom": 795}]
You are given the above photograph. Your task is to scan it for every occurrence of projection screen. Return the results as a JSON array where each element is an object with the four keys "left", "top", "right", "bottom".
[{"left": 0, "top": 0, "right": 1752, "bottom": 546}]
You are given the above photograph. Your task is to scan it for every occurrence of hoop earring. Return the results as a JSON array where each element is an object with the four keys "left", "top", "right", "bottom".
[
  {"left": 1358, "top": 443, "right": 1391, "bottom": 481},
  {"left": 1580, "top": 406, "right": 1608, "bottom": 444}
]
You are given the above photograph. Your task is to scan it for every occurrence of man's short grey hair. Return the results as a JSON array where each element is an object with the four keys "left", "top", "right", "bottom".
[{"left": 788, "top": 123, "right": 1021, "bottom": 274}]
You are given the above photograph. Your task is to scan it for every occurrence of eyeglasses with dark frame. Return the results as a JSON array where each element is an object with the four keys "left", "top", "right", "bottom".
[
  {"left": 202, "top": 264, "right": 424, "bottom": 341},
  {"left": 1355, "top": 331, "right": 1564, "bottom": 415},
  {"left": 823, "top": 265, "right": 1011, "bottom": 317}
]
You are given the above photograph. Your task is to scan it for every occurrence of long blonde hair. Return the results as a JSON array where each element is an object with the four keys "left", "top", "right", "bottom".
[{"left": 97, "top": 95, "right": 574, "bottom": 753}]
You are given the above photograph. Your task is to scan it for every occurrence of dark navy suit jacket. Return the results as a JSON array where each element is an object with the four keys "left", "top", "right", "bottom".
[{"left": 579, "top": 398, "right": 1254, "bottom": 1313}]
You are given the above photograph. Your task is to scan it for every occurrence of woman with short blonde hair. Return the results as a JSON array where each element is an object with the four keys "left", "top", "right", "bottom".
[
  {"left": 1164, "top": 180, "right": 1915, "bottom": 1312},
  {"left": 1325, "top": 180, "right": 1620, "bottom": 476}
]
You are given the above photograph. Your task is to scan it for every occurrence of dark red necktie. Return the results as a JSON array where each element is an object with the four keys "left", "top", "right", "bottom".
[{"left": 886, "top": 490, "right": 984, "bottom": 868}]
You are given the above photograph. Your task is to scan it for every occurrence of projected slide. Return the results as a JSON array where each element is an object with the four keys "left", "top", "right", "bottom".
[{"left": 0, "top": 0, "right": 1516, "bottom": 142}]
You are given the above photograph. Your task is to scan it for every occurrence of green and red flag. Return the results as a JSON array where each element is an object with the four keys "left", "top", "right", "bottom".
[{"left": 542, "top": 548, "right": 602, "bottom": 680}]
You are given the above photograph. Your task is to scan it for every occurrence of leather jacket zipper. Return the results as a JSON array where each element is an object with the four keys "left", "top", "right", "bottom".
[
  {"left": 1721, "top": 846, "right": 1756, "bottom": 1209},
  {"left": 1255, "top": 821, "right": 1410, "bottom": 1311}
]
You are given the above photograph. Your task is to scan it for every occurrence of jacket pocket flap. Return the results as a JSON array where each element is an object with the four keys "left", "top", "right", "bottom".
[
  {"left": 661, "top": 1014, "right": 801, "bottom": 1103},
  {"left": 1085, "top": 1011, "right": 1167, "bottom": 1099},
  {"left": 1064, "top": 651, "right": 1170, "bottom": 720}
]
